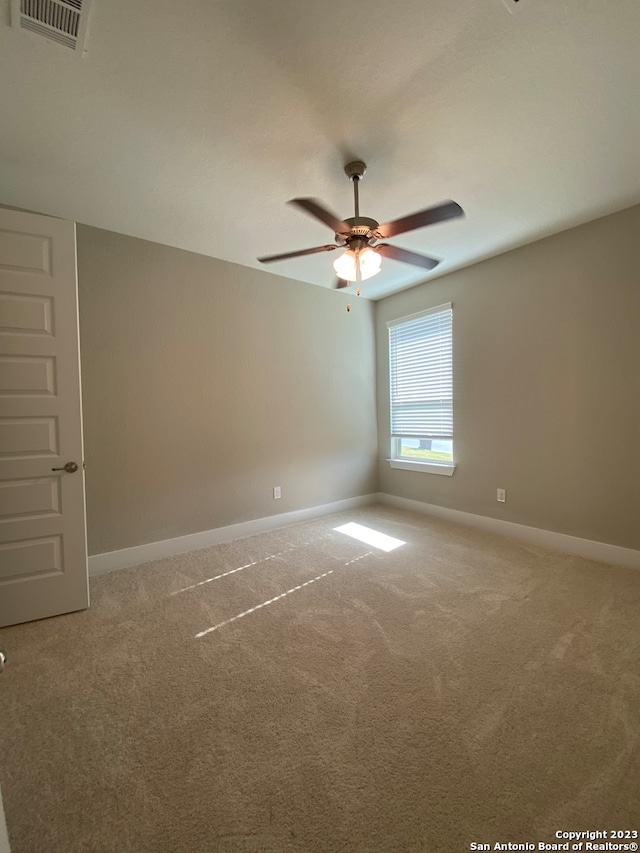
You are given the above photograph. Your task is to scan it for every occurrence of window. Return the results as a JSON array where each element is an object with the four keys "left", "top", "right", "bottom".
[{"left": 387, "top": 302, "right": 455, "bottom": 475}]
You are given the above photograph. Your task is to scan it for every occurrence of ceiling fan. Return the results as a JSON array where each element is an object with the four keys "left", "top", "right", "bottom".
[{"left": 257, "top": 160, "right": 464, "bottom": 291}]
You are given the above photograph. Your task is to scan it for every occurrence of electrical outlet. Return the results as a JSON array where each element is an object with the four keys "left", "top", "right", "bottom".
[
  {"left": 497, "top": 488, "right": 506, "bottom": 503},
  {"left": 273, "top": 486, "right": 281, "bottom": 499}
]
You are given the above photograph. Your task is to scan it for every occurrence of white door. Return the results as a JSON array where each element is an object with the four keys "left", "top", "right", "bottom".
[
  {"left": 0, "top": 782, "right": 10, "bottom": 853},
  {"left": 0, "top": 208, "right": 88, "bottom": 627}
]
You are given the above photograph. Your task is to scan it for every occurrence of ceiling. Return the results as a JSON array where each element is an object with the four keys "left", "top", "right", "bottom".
[{"left": 1, "top": 0, "right": 639, "bottom": 300}]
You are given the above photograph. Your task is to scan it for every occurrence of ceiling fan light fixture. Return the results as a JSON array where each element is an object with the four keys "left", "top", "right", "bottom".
[
  {"left": 257, "top": 159, "right": 463, "bottom": 292},
  {"left": 332, "top": 247, "right": 382, "bottom": 282}
]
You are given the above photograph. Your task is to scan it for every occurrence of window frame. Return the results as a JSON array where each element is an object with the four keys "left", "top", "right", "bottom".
[{"left": 386, "top": 303, "right": 456, "bottom": 476}]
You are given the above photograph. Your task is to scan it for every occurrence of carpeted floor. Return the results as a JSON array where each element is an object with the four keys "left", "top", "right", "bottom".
[{"left": 1, "top": 505, "right": 639, "bottom": 852}]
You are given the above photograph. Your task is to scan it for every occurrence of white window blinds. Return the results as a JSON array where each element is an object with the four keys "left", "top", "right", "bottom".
[{"left": 387, "top": 303, "right": 453, "bottom": 439}]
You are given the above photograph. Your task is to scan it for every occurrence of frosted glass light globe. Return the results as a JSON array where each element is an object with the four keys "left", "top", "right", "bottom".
[
  {"left": 332, "top": 247, "right": 382, "bottom": 282},
  {"left": 333, "top": 249, "right": 358, "bottom": 281},
  {"left": 358, "top": 247, "right": 382, "bottom": 280}
]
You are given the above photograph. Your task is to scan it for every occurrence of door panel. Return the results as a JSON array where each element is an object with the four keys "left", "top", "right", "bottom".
[
  {"left": 0, "top": 355, "right": 56, "bottom": 395},
  {"left": 0, "top": 209, "right": 88, "bottom": 627},
  {"left": 0, "top": 229, "right": 51, "bottom": 274},
  {"left": 0, "top": 292, "right": 53, "bottom": 334},
  {"left": 0, "top": 416, "right": 59, "bottom": 458},
  {"left": 0, "top": 535, "right": 63, "bottom": 583},
  {"left": 0, "top": 476, "right": 61, "bottom": 520}
]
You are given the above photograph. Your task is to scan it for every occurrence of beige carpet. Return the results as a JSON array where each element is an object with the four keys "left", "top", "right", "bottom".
[{"left": 1, "top": 505, "right": 639, "bottom": 852}]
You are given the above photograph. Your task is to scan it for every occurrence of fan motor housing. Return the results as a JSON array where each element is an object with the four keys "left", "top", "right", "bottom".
[{"left": 337, "top": 216, "right": 380, "bottom": 245}]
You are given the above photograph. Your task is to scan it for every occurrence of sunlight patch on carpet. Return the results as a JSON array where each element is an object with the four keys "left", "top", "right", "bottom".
[
  {"left": 173, "top": 558, "right": 263, "bottom": 594},
  {"left": 173, "top": 540, "right": 320, "bottom": 595},
  {"left": 195, "top": 569, "right": 335, "bottom": 637},
  {"left": 194, "top": 550, "right": 373, "bottom": 637},
  {"left": 334, "top": 522, "right": 405, "bottom": 552}
]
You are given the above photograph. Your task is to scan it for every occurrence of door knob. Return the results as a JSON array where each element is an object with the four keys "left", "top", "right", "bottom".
[{"left": 51, "top": 462, "right": 79, "bottom": 473}]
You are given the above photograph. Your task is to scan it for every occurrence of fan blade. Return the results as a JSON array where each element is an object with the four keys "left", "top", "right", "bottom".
[
  {"left": 376, "top": 243, "right": 440, "bottom": 271},
  {"left": 257, "top": 244, "right": 338, "bottom": 264},
  {"left": 334, "top": 278, "right": 349, "bottom": 289},
  {"left": 377, "top": 200, "right": 464, "bottom": 238},
  {"left": 288, "top": 198, "right": 351, "bottom": 234}
]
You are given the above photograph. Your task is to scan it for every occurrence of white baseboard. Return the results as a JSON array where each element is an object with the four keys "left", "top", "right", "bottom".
[
  {"left": 89, "top": 491, "right": 640, "bottom": 576},
  {"left": 88, "top": 494, "right": 379, "bottom": 576},
  {"left": 378, "top": 493, "right": 640, "bottom": 569}
]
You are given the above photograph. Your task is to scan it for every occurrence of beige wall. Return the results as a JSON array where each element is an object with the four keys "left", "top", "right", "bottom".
[
  {"left": 77, "top": 226, "right": 377, "bottom": 555},
  {"left": 376, "top": 204, "right": 640, "bottom": 550}
]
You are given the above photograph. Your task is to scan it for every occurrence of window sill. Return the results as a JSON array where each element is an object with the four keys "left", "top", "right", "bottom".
[{"left": 387, "top": 458, "right": 456, "bottom": 476}]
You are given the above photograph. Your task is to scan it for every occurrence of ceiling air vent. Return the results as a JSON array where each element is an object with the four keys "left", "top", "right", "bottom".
[{"left": 12, "top": 0, "right": 93, "bottom": 53}]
